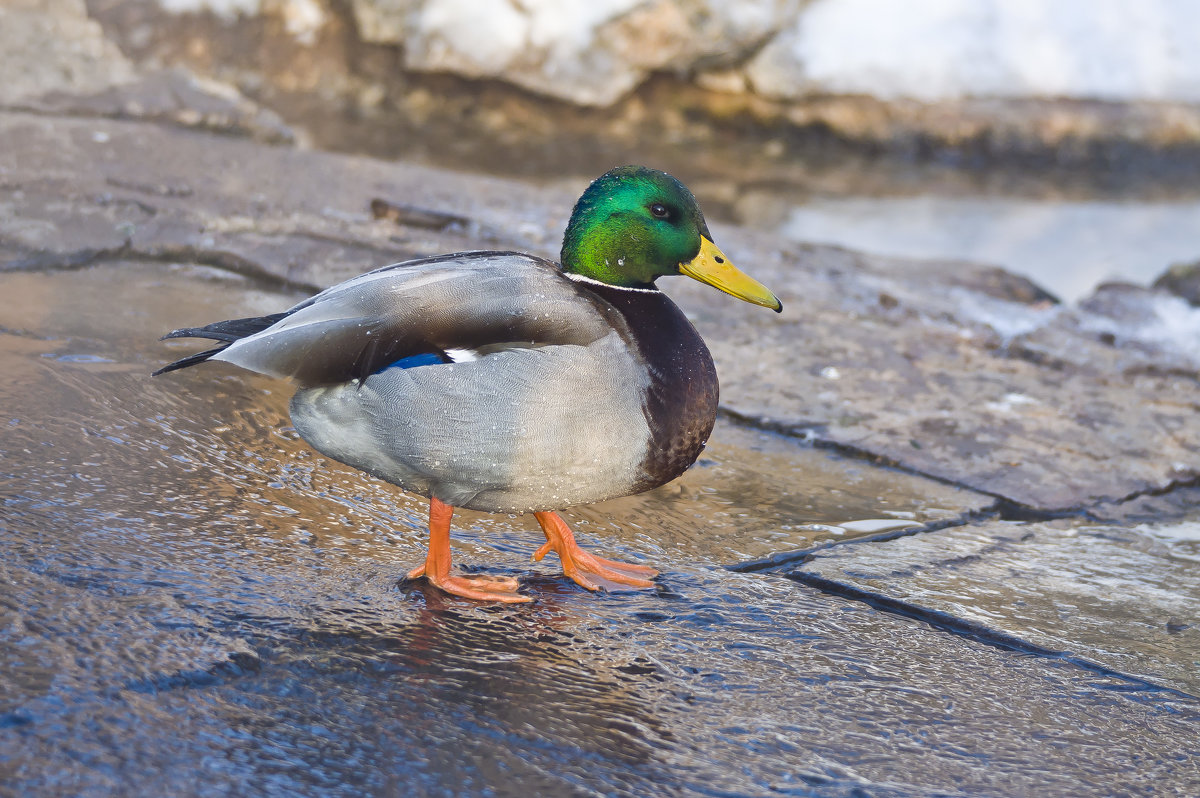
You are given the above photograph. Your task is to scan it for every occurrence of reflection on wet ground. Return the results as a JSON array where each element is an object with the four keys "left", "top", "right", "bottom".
[{"left": 2, "top": 262, "right": 1199, "bottom": 796}]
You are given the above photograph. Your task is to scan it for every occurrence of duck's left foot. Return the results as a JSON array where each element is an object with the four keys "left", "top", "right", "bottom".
[
  {"left": 532, "top": 511, "right": 658, "bottom": 592},
  {"left": 406, "top": 497, "right": 532, "bottom": 603},
  {"left": 406, "top": 563, "right": 530, "bottom": 603}
]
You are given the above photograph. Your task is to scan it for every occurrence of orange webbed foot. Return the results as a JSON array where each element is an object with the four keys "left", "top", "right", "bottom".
[
  {"left": 533, "top": 511, "right": 658, "bottom": 593},
  {"left": 408, "top": 498, "right": 532, "bottom": 604},
  {"left": 407, "top": 566, "right": 530, "bottom": 604}
]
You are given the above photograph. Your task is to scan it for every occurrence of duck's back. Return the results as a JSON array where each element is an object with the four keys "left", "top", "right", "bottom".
[{"left": 211, "top": 252, "right": 612, "bottom": 386}]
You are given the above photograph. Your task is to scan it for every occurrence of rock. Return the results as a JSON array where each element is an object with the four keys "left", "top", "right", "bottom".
[
  {"left": 2, "top": 254, "right": 1197, "bottom": 796},
  {"left": 390, "top": 0, "right": 781, "bottom": 107},
  {"left": 789, "top": 512, "right": 1200, "bottom": 696},
  {"left": 3, "top": 41, "right": 1200, "bottom": 796},
  {"left": 1076, "top": 282, "right": 1200, "bottom": 362},
  {"left": 1093, "top": 485, "right": 1200, "bottom": 525},
  {"left": 0, "top": 0, "right": 138, "bottom": 104},
  {"left": 1154, "top": 259, "right": 1200, "bottom": 306},
  {"left": 290, "top": 0, "right": 1200, "bottom": 107},
  {"left": 83, "top": 0, "right": 1200, "bottom": 171},
  {"left": 349, "top": 0, "right": 415, "bottom": 43},
  {"left": 31, "top": 68, "right": 296, "bottom": 143},
  {"left": 0, "top": 1, "right": 292, "bottom": 142},
  {"left": 0, "top": 110, "right": 561, "bottom": 288},
  {"left": 672, "top": 240, "right": 1200, "bottom": 512}
]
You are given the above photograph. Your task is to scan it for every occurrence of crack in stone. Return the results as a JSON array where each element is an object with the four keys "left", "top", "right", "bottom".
[
  {"left": 1097, "top": 472, "right": 1200, "bottom": 509},
  {"left": 785, "top": 571, "right": 1200, "bottom": 702},
  {"left": 1, "top": 243, "right": 322, "bottom": 295},
  {"left": 720, "top": 405, "right": 1200, "bottom": 519},
  {"left": 719, "top": 405, "right": 1019, "bottom": 503},
  {"left": 726, "top": 504, "right": 1003, "bottom": 575},
  {"left": 720, "top": 413, "right": 1200, "bottom": 704},
  {"left": 1122, "top": 363, "right": 1200, "bottom": 383}
]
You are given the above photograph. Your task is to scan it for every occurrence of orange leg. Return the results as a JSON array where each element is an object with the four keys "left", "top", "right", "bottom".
[
  {"left": 406, "top": 497, "right": 531, "bottom": 603},
  {"left": 532, "top": 511, "right": 658, "bottom": 592}
]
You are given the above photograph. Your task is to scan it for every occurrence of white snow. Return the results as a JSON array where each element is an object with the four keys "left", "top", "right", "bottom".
[
  {"left": 152, "top": 0, "right": 1200, "bottom": 106},
  {"left": 157, "top": 0, "right": 260, "bottom": 20},
  {"left": 753, "top": 0, "right": 1200, "bottom": 103},
  {"left": 1081, "top": 292, "right": 1200, "bottom": 360}
]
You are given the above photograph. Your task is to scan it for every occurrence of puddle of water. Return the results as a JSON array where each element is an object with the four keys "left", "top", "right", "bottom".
[
  {"left": 556, "top": 420, "right": 985, "bottom": 567},
  {"left": 3, "top": 261, "right": 1198, "bottom": 796},
  {"left": 1134, "top": 520, "right": 1200, "bottom": 564},
  {"left": 764, "top": 195, "right": 1200, "bottom": 303}
]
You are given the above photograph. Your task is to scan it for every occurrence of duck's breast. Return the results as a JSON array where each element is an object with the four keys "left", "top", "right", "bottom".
[{"left": 577, "top": 282, "right": 719, "bottom": 494}]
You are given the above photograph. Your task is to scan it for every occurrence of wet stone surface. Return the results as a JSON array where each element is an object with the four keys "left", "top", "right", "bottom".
[
  {"left": 791, "top": 516, "right": 1200, "bottom": 697},
  {"left": 1, "top": 261, "right": 1199, "bottom": 797},
  {"left": 1, "top": 63, "right": 1199, "bottom": 791},
  {"left": 674, "top": 241, "right": 1200, "bottom": 512}
]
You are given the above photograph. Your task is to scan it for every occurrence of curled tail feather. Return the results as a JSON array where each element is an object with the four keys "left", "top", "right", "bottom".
[{"left": 153, "top": 312, "right": 288, "bottom": 376}]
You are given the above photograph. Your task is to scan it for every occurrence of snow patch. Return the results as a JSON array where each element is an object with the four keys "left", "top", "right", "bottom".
[
  {"left": 752, "top": 0, "right": 1200, "bottom": 103},
  {"left": 1082, "top": 293, "right": 1200, "bottom": 361}
]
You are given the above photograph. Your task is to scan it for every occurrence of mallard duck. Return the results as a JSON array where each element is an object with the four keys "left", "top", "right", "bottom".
[{"left": 155, "top": 166, "right": 781, "bottom": 603}]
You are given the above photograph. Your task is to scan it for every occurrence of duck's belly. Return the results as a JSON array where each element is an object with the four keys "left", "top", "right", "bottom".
[{"left": 288, "top": 333, "right": 657, "bottom": 513}]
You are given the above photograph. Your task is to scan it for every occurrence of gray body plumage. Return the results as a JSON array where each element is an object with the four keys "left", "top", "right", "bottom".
[{"left": 212, "top": 253, "right": 659, "bottom": 512}]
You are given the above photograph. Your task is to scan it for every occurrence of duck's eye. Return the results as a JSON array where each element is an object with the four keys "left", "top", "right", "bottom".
[{"left": 649, "top": 203, "right": 670, "bottom": 219}]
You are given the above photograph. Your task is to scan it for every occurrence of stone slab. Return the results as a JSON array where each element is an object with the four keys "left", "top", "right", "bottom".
[{"left": 791, "top": 515, "right": 1200, "bottom": 697}]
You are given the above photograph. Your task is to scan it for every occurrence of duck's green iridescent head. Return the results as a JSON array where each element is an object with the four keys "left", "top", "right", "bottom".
[{"left": 561, "top": 166, "right": 782, "bottom": 312}]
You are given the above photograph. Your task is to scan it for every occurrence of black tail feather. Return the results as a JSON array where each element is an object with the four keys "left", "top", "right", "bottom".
[
  {"left": 160, "top": 313, "right": 288, "bottom": 344},
  {"left": 153, "top": 312, "right": 288, "bottom": 376},
  {"left": 152, "top": 346, "right": 230, "bottom": 376}
]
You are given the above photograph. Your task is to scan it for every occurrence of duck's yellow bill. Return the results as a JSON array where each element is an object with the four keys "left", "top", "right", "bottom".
[{"left": 679, "top": 237, "right": 783, "bottom": 312}]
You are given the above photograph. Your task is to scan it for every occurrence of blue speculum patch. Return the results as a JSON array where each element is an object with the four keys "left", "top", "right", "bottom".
[{"left": 380, "top": 352, "right": 446, "bottom": 372}]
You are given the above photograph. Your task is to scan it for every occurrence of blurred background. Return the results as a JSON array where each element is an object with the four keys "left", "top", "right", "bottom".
[{"left": 75, "top": 0, "right": 1200, "bottom": 303}]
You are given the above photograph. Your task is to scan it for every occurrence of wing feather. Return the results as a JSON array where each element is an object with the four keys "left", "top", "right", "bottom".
[{"left": 210, "top": 252, "right": 615, "bottom": 385}]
